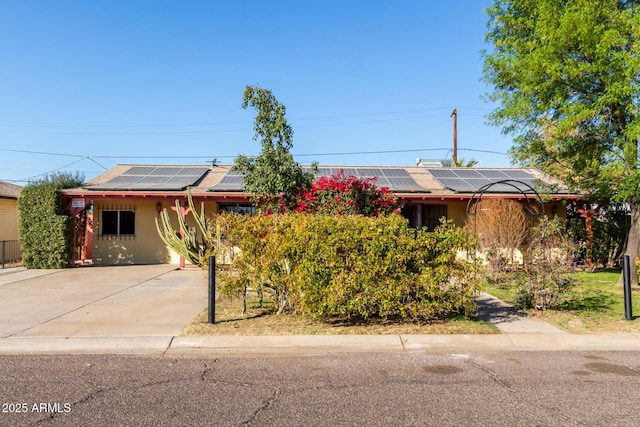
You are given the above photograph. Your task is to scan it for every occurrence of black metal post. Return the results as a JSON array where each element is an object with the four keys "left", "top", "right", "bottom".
[
  {"left": 208, "top": 256, "right": 216, "bottom": 324},
  {"left": 623, "top": 255, "right": 633, "bottom": 321},
  {"left": 1, "top": 241, "right": 5, "bottom": 269}
]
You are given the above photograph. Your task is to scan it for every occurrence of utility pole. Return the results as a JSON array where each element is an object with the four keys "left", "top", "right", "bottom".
[{"left": 450, "top": 108, "right": 458, "bottom": 165}]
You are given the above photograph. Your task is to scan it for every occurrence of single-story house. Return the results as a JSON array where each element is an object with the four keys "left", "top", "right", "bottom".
[
  {"left": 0, "top": 181, "right": 21, "bottom": 242},
  {"left": 62, "top": 164, "right": 584, "bottom": 266}
]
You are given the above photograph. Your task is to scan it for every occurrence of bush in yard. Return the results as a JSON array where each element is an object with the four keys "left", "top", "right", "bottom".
[
  {"left": 516, "top": 217, "right": 576, "bottom": 310},
  {"left": 471, "top": 198, "right": 530, "bottom": 271},
  {"left": 293, "top": 170, "right": 397, "bottom": 216},
  {"left": 218, "top": 213, "right": 481, "bottom": 322},
  {"left": 18, "top": 172, "right": 84, "bottom": 269}
]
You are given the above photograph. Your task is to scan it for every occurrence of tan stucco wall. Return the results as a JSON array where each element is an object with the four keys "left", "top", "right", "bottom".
[
  {"left": 92, "top": 200, "right": 218, "bottom": 265},
  {"left": 446, "top": 201, "right": 468, "bottom": 227},
  {"left": 0, "top": 198, "right": 19, "bottom": 241},
  {"left": 417, "top": 199, "right": 567, "bottom": 229}
]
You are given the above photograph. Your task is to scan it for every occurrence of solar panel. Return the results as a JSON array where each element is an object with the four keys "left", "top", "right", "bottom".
[
  {"left": 426, "top": 168, "right": 545, "bottom": 194},
  {"left": 429, "top": 169, "right": 458, "bottom": 178},
  {"left": 210, "top": 167, "right": 430, "bottom": 193},
  {"left": 209, "top": 171, "right": 245, "bottom": 192},
  {"left": 89, "top": 166, "right": 210, "bottom": 191}
]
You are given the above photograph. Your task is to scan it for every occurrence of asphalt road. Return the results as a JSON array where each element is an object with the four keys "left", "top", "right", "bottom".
[{"left": 1, "top": 351, "right": 639, "bottom": 426}]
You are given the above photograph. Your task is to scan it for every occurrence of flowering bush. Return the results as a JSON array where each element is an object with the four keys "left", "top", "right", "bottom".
[{"left": 293, "top": 170, "right": 397, "bottom": 216}]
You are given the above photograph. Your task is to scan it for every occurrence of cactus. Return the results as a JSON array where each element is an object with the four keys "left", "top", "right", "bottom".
[{"left": 155, "top": 188, "right": 211, "bottom": 266}]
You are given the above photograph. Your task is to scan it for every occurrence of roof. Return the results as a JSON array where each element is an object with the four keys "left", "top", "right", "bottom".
[
  {"left": 0, "top": 181, "right": 21, "bottom": 199},
  {"left": 63, "top": 164, "right": 579, "bottom": 201}
]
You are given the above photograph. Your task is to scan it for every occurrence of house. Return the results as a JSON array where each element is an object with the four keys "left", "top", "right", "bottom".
[
  {"left": 62, "top": 164, "right": 583, "bottom": 266},
  {"left": 0, "top": 181, "right": 22, "bottom": 267},
  {"left": 0, "top": 181, "right": 21, "bottom": 241}
]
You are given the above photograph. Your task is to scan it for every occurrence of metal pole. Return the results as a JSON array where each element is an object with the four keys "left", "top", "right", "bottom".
[
  {"left": 208, "top": 256, "right": 216, "bottom": 324},
  {"left": 623, "top": 255, "right": 633, "bottom": 321},
  {"left": 1, "top": 241, "right": 5, "bottom": 269}
]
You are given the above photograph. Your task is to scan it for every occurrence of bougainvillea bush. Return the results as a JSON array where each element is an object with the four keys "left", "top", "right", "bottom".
[{"left": 293, "top": 170, "right": 397, "bottom": 216}]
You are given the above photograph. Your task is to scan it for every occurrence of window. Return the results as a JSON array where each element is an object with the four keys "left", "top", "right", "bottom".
[
  {"left": 219, "top": 203, "right": 256, "bottom": 215},
  {"left": 423, "top": 205, "right": 447, "bottom": 231},
  {"left": 101, "top": 210, "right": 135, "bottom": 236}
]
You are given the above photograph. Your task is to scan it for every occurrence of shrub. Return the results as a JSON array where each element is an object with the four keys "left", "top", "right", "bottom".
[
  {"left": 293, "top": 170, "right": 397, "bottom": 216},
  {"left": 218, "top": 213, "right": 481, "bottom": 322},
  {"left": 515, "top": 217, "right": 576, "bottom": 310},
  {"left": 472, "top": 198, "right": 530, "bottom": 270},
  {"left": 18, "top": 172, "right": 83, "bottom": 269}
]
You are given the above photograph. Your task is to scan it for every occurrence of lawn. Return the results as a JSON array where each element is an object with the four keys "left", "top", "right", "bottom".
[
  {"left": 482, "top": 269, "right": 640, "bottom": 333},
  {"left": 180, "top": 294, "right": 499, "bottom": 336}
]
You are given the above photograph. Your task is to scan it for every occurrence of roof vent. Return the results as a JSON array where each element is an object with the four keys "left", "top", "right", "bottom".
[{"left": 415, "top": 158, "right": 453, "bottom": 168}]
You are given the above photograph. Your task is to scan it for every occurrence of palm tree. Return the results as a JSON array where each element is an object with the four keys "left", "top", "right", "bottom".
[{"left": 453, "top": 157, "right": 478, "bottom": 168}]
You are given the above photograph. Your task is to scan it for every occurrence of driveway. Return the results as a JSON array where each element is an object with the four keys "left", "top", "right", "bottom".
[{"left": 0, "top": 265, "right": 207, "bottom": 338}]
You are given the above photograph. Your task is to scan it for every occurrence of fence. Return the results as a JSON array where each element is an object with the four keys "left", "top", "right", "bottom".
[{"left": 1, "top": 240, "right": 22, "bottom": 269}]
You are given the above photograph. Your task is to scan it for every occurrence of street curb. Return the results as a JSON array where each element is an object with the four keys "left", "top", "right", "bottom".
[
  {"left": 0, "top": 336, "right": 173, "bottom": 355},
  {"left": 2, "top": 334, "right": 640, "bottom": 355},
  {"left": 166, "top": 333, "right": 640, "bottom": 355},
  {"left": 167, "top": 335, "right": 404, "bottom": 355},
  {"left": 401, "top": 333, "right": 640, "bottom": 352}
]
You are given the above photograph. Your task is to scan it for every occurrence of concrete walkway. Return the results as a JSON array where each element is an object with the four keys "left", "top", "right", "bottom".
[
  {"left": 475, "top": 292, "right": 567, "bottom": 334},
  {"left": 0, "top": 265, "right": 639, "bottom": 355}
]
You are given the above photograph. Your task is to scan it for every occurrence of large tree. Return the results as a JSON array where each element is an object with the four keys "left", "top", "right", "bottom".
[
  {"left": 234, "top": 85, "right": 315, "bottom": 213},
  {"left": 483, "top": 0, "right": 640, "bottom": 282}
]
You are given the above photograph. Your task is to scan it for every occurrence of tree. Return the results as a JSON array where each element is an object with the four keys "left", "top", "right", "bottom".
[
  {"left": 452, "top": 157, "right": 478, "bottom": 168},
  {"left": 234, "top": 85, "right": 315, "bottom": 213},
  {"left": 482, "top": 0, "right": 640, "bottom": 283},
  {"left": 293, "top": 170, "right": 398, "bottom": 216},
  {"left": 19, "top": 172, "right": 84, "bottom": 268}
]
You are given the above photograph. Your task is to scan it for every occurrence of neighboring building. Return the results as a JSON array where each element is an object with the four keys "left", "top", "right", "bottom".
[
  {"left": 62, "top": 164, "right": 583, "bottom": 266},
  {"left": 0, "top": 181, "right": 22, "bottom": 268},
  {"left": 0, "top": 181, "right": 21, "bottom": 242}
]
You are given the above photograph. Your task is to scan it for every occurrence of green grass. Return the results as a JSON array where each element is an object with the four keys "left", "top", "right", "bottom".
[{"left": 483, "top": 269, "right": 640, "bottom": 333}]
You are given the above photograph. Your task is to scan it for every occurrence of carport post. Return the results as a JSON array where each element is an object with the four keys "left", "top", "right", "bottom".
[
  {"left": 623, "top": 255, "right": 633, "bottom": 321},
  {"left": 208, "top": 256, "right": 216, "bottom": 324}
]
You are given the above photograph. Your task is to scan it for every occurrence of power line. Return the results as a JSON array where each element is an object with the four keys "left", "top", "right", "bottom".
[
  {"left": 0, "top": 147, "right": 82, "bottom": 157},
  {"left": 0, "top": 147, "right": 507, "bottom": 161},
  {"left": 0, "top": 106, "right": 493, "bottom": 135},
  {"left": 0, "top": 107, "right": 474, "bottom": 129},
  {"left": 0, "top": 147, "right": 509, "bottom": 183},
  {"left": 11, "top": 158, "right": 88, "bottom": 183},
  {"left": 292, "top": 148, "right": 453, "bottom": 157}
]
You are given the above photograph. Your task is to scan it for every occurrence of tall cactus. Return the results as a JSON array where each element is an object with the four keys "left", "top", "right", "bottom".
[{"left": 155, "top": 188, "right": 211, "bottom": 266}]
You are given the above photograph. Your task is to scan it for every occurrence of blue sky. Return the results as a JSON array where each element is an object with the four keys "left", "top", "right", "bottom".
[{"left": 0, "top": 0, "right": 512, "bottom": 184}]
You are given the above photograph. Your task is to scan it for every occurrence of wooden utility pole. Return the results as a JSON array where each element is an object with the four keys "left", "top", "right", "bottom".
[{"left": 450, "top": 108, "right": 458, "bottom": 164}]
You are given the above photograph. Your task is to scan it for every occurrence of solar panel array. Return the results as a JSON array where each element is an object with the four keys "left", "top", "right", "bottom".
[
  {"left": 209, "top": 167, "right": 429, "bottom": 193},
  {"left": 426, "top": 168, "right": 546, "bottom": 193},
  {"left": 209, "top": 170, "right": 245, "bottom": 192},
  {"left": 89, "top": 166, "right": 210, "bottom": 191}
]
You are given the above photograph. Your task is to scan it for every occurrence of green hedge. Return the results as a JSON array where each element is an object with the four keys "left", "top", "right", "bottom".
[
  {"left": 18, "top": 179, "right": 76, "bottom": 269},
  {"left": 219, "top": 213, "right": 482, "bottom": 322}
]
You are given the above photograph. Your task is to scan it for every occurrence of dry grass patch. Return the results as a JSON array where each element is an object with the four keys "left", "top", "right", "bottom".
[{"left": 180, "top": 296, "right": 499, "bottom": 336}]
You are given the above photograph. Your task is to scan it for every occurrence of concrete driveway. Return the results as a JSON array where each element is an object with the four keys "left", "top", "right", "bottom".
[{"left": 0, "top": 265, "right": 208, "bottom": 338}]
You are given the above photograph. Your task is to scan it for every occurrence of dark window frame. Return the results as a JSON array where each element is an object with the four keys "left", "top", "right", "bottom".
[{"left": 101, "top": 210, "right": 136, "bottom": 236}]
